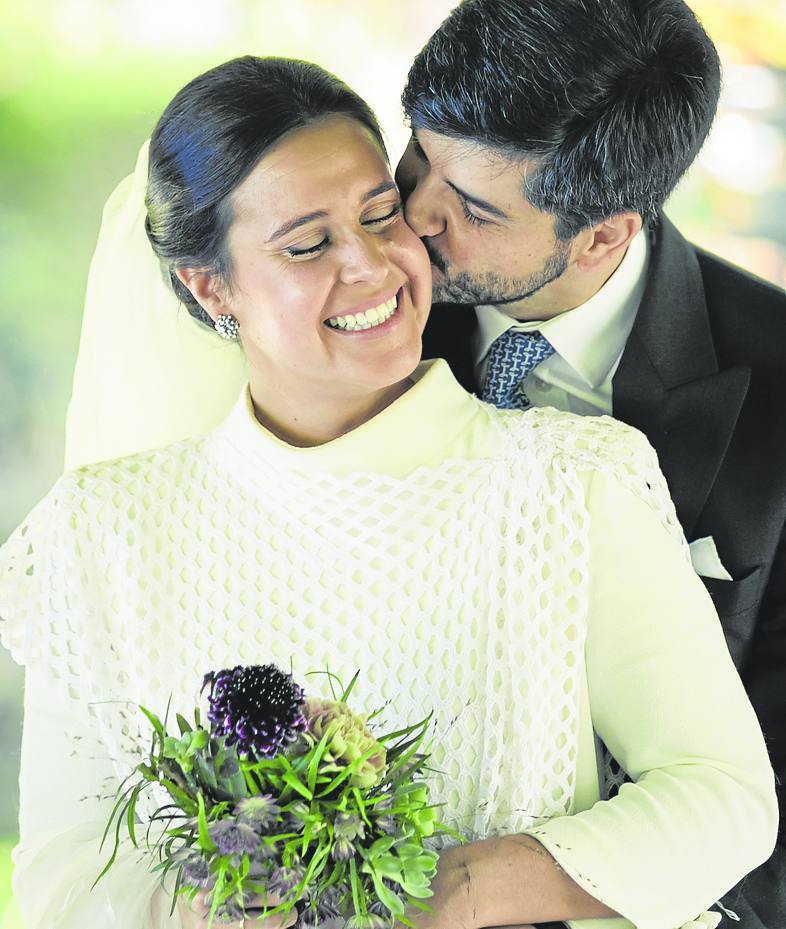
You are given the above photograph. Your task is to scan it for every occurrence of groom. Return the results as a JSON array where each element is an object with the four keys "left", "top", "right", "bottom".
[{"left": 396, "top": 0, "right": 786, "bottom": 926}]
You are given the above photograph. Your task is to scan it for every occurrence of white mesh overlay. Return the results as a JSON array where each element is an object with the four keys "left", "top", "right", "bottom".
[{"left": 0, "top": 400, "right": 687, "bottom": 839}]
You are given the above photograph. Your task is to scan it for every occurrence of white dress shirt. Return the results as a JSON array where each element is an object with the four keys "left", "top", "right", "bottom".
[{"left": 473, "top": 230, "right": 650, "bottom": 415}]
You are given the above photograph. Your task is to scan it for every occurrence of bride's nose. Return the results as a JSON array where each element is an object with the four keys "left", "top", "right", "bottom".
[{"left": 338, "top": 233, "right": 389, "bottom": 286}]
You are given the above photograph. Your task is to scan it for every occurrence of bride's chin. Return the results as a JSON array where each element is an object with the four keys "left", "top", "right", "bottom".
[{"left": 359, "top": 348, "right": 421, "bottom": 395}]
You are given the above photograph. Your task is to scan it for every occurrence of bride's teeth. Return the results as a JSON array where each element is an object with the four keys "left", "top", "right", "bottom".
[{"left": 326, "top": 292, "right": 400, "bottom": 330}]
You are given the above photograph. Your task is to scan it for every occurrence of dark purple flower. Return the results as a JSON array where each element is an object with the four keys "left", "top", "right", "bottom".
[
  {"left": 202, "top": 664, "right": 307, "bottom": 758},
  {"left": 207, "top": 818, "right": 260, "bottom": 856}
]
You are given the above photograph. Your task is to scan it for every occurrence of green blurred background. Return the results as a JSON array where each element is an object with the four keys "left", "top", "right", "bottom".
[{"left": 0, "top": 1, "right": 784, "bottom": 925}]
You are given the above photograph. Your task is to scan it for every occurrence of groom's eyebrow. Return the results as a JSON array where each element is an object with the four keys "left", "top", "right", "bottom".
[
  {"left": 268, "top": 181, "right": 399, "bottom": 241},
  {"left": 445, "top": 180, "right": 509, "bottom": 220}
]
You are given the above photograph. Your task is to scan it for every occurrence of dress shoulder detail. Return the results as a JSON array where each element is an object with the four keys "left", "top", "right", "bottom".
[{"left": 489, "top": 405, "right": 690, "bottom": 560}]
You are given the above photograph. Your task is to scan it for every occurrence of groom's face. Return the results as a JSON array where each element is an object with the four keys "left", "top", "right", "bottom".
[{"left": 396, "top": 130, "right": 575, "bottom": 320}]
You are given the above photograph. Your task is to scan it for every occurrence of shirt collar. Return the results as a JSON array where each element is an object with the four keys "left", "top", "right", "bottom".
[
  {"left": 208, "top": 358, "right": 499, "bottom": 478},
  {"left": 476, "top": 229, "right": 650, "bottom": 389}
]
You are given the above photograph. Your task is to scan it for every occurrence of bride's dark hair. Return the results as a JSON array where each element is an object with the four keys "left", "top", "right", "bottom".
[{"left": 145, "top": 56, "right": 387, "bottom": 330}]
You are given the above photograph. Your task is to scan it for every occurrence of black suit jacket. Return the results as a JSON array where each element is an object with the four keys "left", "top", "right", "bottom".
[{"left": 422, "top": 215, "right": 786, "bottom": 927}]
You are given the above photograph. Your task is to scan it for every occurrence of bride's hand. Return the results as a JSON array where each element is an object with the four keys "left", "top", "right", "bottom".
[{"left": 177, "top": 889, "right": 298, "bottom": 928}]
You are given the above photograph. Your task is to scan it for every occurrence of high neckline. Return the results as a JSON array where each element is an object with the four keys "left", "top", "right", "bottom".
[{"left": 208, "top": 358, "right": 501, "bottom": 478}]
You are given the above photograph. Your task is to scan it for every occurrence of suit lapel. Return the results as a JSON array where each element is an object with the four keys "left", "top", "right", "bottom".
[
  {"left": 422, "top": 303, "right": 480, "bottom": 394},
  {"left": 613, "top": 217, "right": 750, "bottom": 538}
]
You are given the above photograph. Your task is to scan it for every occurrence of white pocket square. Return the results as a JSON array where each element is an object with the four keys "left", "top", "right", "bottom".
[{"left": 689, "top": 536, "right": 733, "bottom": 581}]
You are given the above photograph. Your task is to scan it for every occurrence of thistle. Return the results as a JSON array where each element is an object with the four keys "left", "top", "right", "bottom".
[
  {"left": 268, "top": 863, "right": 306, "bottom": 897},
  {"left": 202, "top": 664, "right": 307, "bottom": 757},
  {"left": 207, "top": 819, "right": 260, "bottom": 856},
  {"left": 175, "top": 849, "right": 212, "bottom": 888},
  {"left": 234, "top": 794, "right": 282, "bottom": 832}
]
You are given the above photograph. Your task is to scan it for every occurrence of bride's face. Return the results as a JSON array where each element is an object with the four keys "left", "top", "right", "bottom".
[{"left": 208, "top": 116, "right": 432, "bottom": 401}]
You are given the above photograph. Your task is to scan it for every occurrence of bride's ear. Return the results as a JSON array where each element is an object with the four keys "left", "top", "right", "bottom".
[{"left": 174, "top": 268, "right": 229, "bottom": 324}]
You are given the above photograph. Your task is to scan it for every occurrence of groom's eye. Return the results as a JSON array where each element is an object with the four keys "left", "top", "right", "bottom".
[{"left": 457, "top": 195, "right": 493, "bottom": 227}]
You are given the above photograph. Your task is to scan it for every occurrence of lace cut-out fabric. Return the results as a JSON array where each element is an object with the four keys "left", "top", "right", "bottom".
[{"left": 0, "top": 401, "right": 684, "bottom": 840}]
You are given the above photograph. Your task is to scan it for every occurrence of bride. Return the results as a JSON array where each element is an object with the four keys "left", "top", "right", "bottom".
[{"left": 0, "top": 56, "right": 777, "bottom": 929}]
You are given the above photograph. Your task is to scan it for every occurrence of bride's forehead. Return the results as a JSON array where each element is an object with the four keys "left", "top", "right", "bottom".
[
  {"left": 271, "top": 119, "right": 385, "bottom": 178},
  {"left": 232, "top": 122, "right": 391, "bottom": 215}
]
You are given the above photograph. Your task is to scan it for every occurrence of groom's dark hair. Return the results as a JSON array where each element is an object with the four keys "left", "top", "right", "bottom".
[{"left": 401, "top": 0, "right": 721, "bottom": 240}]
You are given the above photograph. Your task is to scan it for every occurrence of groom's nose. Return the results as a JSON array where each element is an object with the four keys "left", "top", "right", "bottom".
[
  {"left": 403, "top": 183, "right": 446, "bottom": 240},
  {"left": 395, "top": 151, "right": 445, "bottom": 240}
]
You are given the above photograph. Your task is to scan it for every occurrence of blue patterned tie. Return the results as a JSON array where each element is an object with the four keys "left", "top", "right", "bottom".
[{"left": 481, "top": 329, "right": 556, "bottom": 409}]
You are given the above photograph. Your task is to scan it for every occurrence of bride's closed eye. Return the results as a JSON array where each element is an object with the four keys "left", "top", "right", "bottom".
[
  {"left": 363, "top": 202, "right": 402, "bottom": 225},
  {"left": 284, "top": 201, "right": 403, "bottom": 259}
]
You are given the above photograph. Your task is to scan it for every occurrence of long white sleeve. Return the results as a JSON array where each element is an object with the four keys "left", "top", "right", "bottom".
[
  {"left": 525, "top": 469, "right": 778, "bottom": 929},
  {"left": 11, "top": 664, "right": 180, "bottom": 929}
]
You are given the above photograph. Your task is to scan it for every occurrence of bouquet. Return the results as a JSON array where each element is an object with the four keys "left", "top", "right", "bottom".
[{"left": 96, "top": 664, "right": 455, "bottom": 927}]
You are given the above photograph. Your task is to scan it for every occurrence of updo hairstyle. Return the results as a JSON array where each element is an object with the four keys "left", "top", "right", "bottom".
[{"left": 145, "top": 56, "right": 387, "bottom": 330}]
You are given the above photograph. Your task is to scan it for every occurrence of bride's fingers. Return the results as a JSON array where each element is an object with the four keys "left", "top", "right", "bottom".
[
  {"left": 242, "top": 899, "right": 298, "bottom": 928},
  {"left": 176, "top": 889, "right": 244, "bottom": 928},
  {"left": 242, "top": 913, "right": 297, "bottom": 928},
  {"left": 179, "top": 887, "right": 298, "bottom": 928}
]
